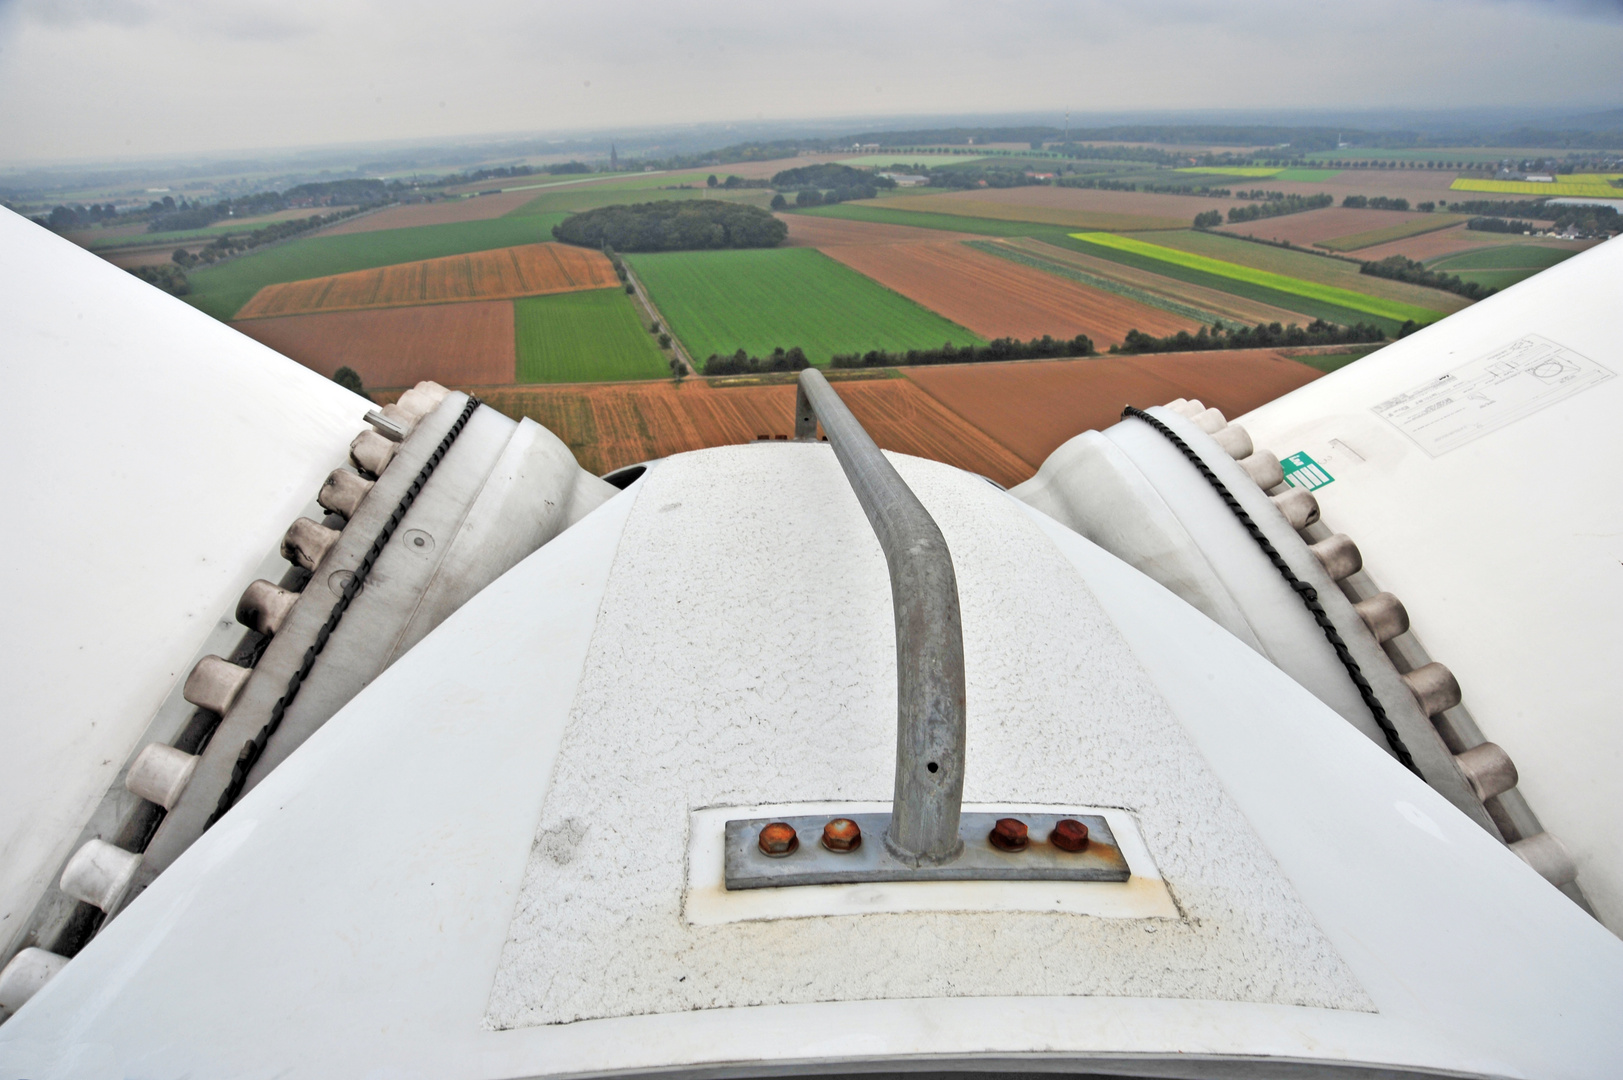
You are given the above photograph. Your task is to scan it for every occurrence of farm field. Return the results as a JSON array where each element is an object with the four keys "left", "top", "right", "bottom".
[
  {"left": 1451, "top": 175, "right": 1623, "bottom": 198},
  {"left": 184, "top": 215, "right": 566, "bottom": 319},
  {"left": 513, "top": 289, "right": 670, "bottom": 383},
  {"left": 934, "top": 184, "right": 1257, "bottom": 222},
  {"left": 838, "top": 154, "right": 988, "bottom": 168},
  {"left": 1314, "top": 214, "right": 1470, "bottom": 252},
  {"left": 818, "top": 240, "right": 1196, "bottom": 346},
  {"left": 1214, "top": 206, "right": 1446, "bottom": 248},
  {"left": 323, "top": 190, "right": 544, "bottom": 234},
  {"left": 626, "top": 246, "right": 983, "bottom": 365},
  {"left": 1429, "top": 244, "right": 1584, "bottom": 289},
  {"left": 1349, "top": 223, "right": 1594, "bottom": 263},
  {"left": 1070, "top": 232, "right": 1444, "bottom": 332},
  {"left": 1254, "top": 168, "right": 1477, "bottom": 207},
  {"left": 986, "top": 238, "right": 1314, "bottom": 327},
  {"left": 781, "top": 213, "right": 978, "bottom": 246},
  {"left": 507, "top": 184, "right": 773, "bottom": 217},
  {"left": 904, "top": 350, "right": 1325, "bottom": 469},
  {"left": 855, "top": 191, "right": 1188, "bottom": 231},
  {"left": 465, "top": 374, "right": 1032, "bottom": 485},
  {"left": 1175, "top": 166, "right": 1341, "bottom": 182},
  {"left": 793, "top": 203, "right": 1054, "bottom": 236},
  {"left": 84, "top": 206, "right": 361, "bottom": 250},
  {"left": 235, "top": 242, "right": 618, "bottom": 318},
  {"left": 234, "top": 301, "right": 517, "bottom": 388},
  {"left": 1119, "top": 228, "right": 1470, "bottom": 312}
]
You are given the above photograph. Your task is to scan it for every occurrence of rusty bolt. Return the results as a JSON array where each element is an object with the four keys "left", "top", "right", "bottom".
[
  {"left": 822, "top": 818, "right": 862, "bottom": 853},
  {"left": 988, "top": 817, "right": 1029, "bottom": 852},
  {"left": 1049, "top": 818, "right": 1090, "bottom": 853},
  {"left": 758, "top": 822, "right": 798, "bottom": 858}
]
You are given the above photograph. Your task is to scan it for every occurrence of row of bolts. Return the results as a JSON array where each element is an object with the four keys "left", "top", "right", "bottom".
[{"left": 758, "top": 817, "right": 1091, "bottom": 857}]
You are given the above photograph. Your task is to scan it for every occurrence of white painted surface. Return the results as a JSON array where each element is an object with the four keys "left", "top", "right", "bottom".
[
  {"left": 0, "top": 210, "right": 367, "bottom": 960},
  {"left": 1236, "top": 233, "right": 1623, "bottom": 933},
  {"left": 488, "top": 445, "right": 1366, "bottom": 1029},
  {"left": 4, "top": 448, "right": 1620, "bottom": 1077},
  {"left": 685, "top": 801, "right": 1178, "bottom": 925}
]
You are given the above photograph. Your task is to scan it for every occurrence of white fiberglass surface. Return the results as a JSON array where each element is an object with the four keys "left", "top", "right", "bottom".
[{"left": 0, "top": 210, "right": 367, "bottom": 960}]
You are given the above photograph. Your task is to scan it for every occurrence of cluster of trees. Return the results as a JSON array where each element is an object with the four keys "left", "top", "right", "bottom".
[
  {"left": 170, "top": 207, "right": 369, "bottom": 268},
  {"left": 127, "top": 264, "right": 190, "bottom": 296},
  {"left": 706, "top": 174, "right": 771, "bottom": 189},
  {"left": 1058, "top": 176, "right": 1229, "bottom": 197},
  {"left": 830, "top": 334, "right": 1095, "bottom": 369},
  {"left": 332, "top": 366, "right": 372, "bottom": 401},
  {"left": 1360, "top": 255, "right": 1495, "bottom": 300},
  {"left": 552, "top": 201, "right": 786, "bottom": 251},
  {"left": 777, "top": 185, "right": 877, "bottom": 208},
  {"left": 1111, "top": 319, "right": 1386, "bottom": 355},
  {"left": 771, "top": 164, "right": 893, "bottom": 191},
  {"left": 143, "top": 179, "right": 392, "bottom": 234},
  {"left": 1342, "top": 195, "right": 1411, "bottom": 211},
  {"left": 1458, "top": 203, "right": 1617, "bottom": 237},
  {"left": 31, "top": 202, "right": 120, "bottom": 230},
  {"left": 1224, "top": 193, "right": 1333, "bottom": 223},
  {"left": 703, "top": 347, "right": 811, "bottom": 376},
  {"left": 1235, "top": 189, "right": 1286, "bottom": 200}
]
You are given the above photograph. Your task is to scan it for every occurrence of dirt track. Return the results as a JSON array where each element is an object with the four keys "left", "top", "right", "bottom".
[{"left": 235, "top": 301, "right": 516, "bottom": 388}]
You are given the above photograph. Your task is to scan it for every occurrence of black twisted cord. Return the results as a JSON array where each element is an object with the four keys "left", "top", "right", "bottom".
[
  {"left": 1121, "top": 405, "right": 1421, "bottom": 776},
  {"left": 206, "top": 396, "right": 481, "bottom": 827}
]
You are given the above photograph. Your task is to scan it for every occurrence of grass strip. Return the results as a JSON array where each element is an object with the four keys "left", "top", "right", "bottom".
[
  {"left": 1069, "top": 232, "right": 1443, "bottom": 326},
  {"left": 514, "top": 288, "right": 671, "bottom": 383},
  {"left": 967, "top": 241, "right": 1227, "bottom": 326}
]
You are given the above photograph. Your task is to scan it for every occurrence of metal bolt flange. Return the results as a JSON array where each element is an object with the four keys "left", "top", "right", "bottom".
[
  {"left": 758, "top": 822, "right": 798, "bottom": 858},
  {"left": 822, "top": 818, "right": 862, "bottom": 852},
  {"left": 988, "top": 817, "right": 1029, "bottom": 852},
  {"left": 1049, "top": 818, "right": 1090, "bottom": 852}
]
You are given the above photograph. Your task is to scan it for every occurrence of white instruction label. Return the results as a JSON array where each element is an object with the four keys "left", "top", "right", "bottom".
[{"left": 1372, "top": 334, "right": 1613, "bottom": 456}]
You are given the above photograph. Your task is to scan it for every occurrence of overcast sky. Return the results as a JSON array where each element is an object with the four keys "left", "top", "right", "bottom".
[{"left": 1, "top": 0, "right": 1620, "bottom": 165}]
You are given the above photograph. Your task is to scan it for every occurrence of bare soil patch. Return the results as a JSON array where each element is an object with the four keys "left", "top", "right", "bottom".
[
  {"left": 782, "top": 213, "right": 976, "bottom": 247},
  {"left": 821, "top": 241, "right": 1195, "bottom": 345},
  {"left": 1350, "top": 223, "right": 1597, "bottom": 264},
  {"left": 905, "top": 351, "right": 1322, "bottom": 468},
  {"left": 323, "top": 190, "right": 546, "bottom": 235},
  {"left": 235, "top": 301, "right": 516, "bottom": 388},
  {"left": 235, "top": 242, "right": 618, "bottom": 318},
  {"left": 1217, "top": 206, "right": 1434, "bottom": 247},
  {"left": 450, "top": 375, "right": 1032, "bottom": 487}
]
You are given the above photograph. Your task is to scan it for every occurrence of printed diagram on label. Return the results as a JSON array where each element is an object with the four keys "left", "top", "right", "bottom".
[{"left": 1372, "top": 334, "right": 1613, "bottom": 456}]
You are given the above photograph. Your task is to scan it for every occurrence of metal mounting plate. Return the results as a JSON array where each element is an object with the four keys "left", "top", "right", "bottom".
[{"left": 724, "top": 811, "right": 1129, "bottom": 890}]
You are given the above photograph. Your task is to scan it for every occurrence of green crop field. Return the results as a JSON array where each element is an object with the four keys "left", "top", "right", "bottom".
[
  {"left": 513, "top": 288, "right": 670, "bottom": 383},
  {"left": 1177, "top": 166, "right": 1284, "bottom": 178},
  {"left": 626, "top": 247, "right": 983, "bottom": 365},
  {"left": 792, "top": 203, "right": 1066, "bottom": 238},
  {"left": 837, "top": 154, "right": 987, "bottom": 168},
  {"left": 1317, "top": 214, "right": 1468, "bottom": 252},
  {"left": 1429, "top": 245, "right": 1580, "bottom": 271},
  {"left": 184, "top": 214, "right": 568, "bottom": 320},
  {"left": 1068, "top": 232, "right": 1444, "bottom": 332}
]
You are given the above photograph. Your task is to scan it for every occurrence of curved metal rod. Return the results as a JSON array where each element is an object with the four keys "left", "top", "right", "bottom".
[{"left": 795, "top": 369, "right": 966, "bottom": 866}]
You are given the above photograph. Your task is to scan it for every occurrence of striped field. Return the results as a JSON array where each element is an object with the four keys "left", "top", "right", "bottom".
[{"left": 1450, "top": 176, "right": 1623, "bottom": 199}]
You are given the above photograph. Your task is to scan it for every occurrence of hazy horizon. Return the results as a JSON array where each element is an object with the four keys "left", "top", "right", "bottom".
[{"left": 2, "top": 0, "right": 1621, "bottom": 167}]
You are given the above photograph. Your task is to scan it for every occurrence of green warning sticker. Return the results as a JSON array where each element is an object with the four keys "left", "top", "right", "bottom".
[{"left": 1281, "top": 452, "right": 1334, "bottom": 491}]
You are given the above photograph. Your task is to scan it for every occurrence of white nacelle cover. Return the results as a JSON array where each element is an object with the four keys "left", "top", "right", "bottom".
[{"left": 2, "top": 441, "right": 1620, "bottom": 1079}]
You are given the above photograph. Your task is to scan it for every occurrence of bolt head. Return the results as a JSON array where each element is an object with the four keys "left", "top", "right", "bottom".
[
  {"left": 988, "top": 817, "right": 1029, "bottom": 852},
  {"left": 1049, "top": 818, "right": 1090, "bottom": 853},
  {"left": 822, "top": 818, "right": 862, "bottom": 852},
  {"left": 758, "top": 822, "right": 798, "bottom": 858}
]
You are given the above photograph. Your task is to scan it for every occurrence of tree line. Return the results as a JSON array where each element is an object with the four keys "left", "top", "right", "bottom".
[
  {"left": 1224, "top": 193, "right": 1334, "bottom": 224},
  {"left": 831, "top": 334, "right": 1095, "bottom": 369},
  {"left": 552, "top": 201, "right": 786, "bottom": 251},
  {"left": 1360, "top": 255, "right": 1495, "bottom": 300},
  {"left": 169, "top": 206, "right": 370, "bottom": 268},
  {"left": 1341, "top": 195, "right": 1411, "bottom": 211},
  {"left": 1110, "top": 319, "right": 1387, "bottom": 355},
  {"left": 703, "top": 347, "right": 812, "bottom": 376}
]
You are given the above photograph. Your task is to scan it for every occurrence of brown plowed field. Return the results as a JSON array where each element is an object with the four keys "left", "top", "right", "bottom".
[
  {"left": 821, "top": 241, "right": 1196, "bottom": 345},
  {"left": 996, "top": 238, "right": 1315, "bottom": 328},
  {"left": 324, "top": 190, "right": 550, "bottom": 234},
  {"left": 234, "top": 301, "right": 516, "bottom": 388},
  {"left": 469, "top": 375, "right": 1033, "bottom": 486},
  {"left": 905, "top": 351, "right": 1323, "bottom": 468},
  {"left": 236, "top": 243, "right": 617, "bottom": 319},
  {"left": 932, "top": 185, "right": 1256, "bottom": 222},
  {"left": 1349, "top": 223, "right": 1596, "bottom": 264},
  {"left": 1216, "top": 206, "right": 1435, "bottom": 247},
  {"left": 782, "top": 213, "right": 976, "bottom": 247},
  {"left": 862, "top": 192, "right": 1187, "bottom": 231}
]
